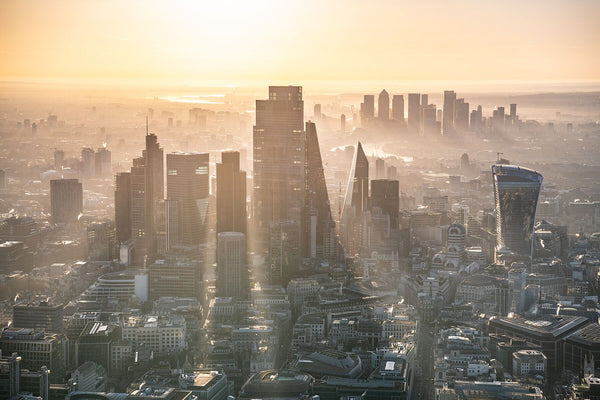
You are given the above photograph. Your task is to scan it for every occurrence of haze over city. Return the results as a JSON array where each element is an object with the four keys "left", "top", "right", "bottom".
[{"left": 1, "top": 1, "right": 600, "bottom": 400}]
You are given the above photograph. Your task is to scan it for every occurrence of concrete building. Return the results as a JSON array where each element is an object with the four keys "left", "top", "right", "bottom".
[{"left": 512, "top": 349, "right": 547, "bottom": 378}]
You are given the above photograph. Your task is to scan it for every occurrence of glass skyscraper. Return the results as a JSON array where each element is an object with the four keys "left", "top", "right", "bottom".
[{"left": 492, "top": 164, "right": 543, "bottom": 261}]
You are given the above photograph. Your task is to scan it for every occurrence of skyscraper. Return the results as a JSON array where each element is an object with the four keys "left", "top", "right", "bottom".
[
  {"left": 314, "top": 104, "right": 322, "bottom": 119},
  {"left": 443, "top": 90, "right": 456, "bottom": 135},
  {"left": 392, "top": 95, "right": 404, "bottom": 122},
  {"left": 166, "top": 152, "right": 209, "bottom": 245},
  {"left": 81, "top": 148, "right": 95, "bottom": 177},
  {"left": 378, "top": 90, "right": 389, "bottom": 121},
  {"left": 143, "top": 133, "right": 164, "bottom": 256},
  {"left": 454, "top": 98, "right": 470, "bottom": 132},
  {"left": 375, "top": 158, "right": 385, "bottom": 179},
  {"left": 492, "top": 165, "right": 543, "bottom": 262},
  {"left": 303, "top": 121, "right": 336, "bottom": 260},
  {"left": 217, "top": 151, "right": 247, "bottom": 235},
  {"left": 115, "top": 131, "right": 164, "bottom": 264},
  {"left": 421, "top": 104, "right": 439, "bottom": 136},
  {"left": 371, "top": 179, "right": 400, "bottom": 228},
  {"left": 50, "top": 179, "right": 83, "bottom": 224},
  {"left": 407, "top": 93, "right": 421, "bottom": 133},
  {"left": 363, "top": 95, "right": 375, "bottom": 122},
  {"left": 217, "top": 232, "right": 247, "bottom": 298},
  {"left": 114, "top": 172, "right": 131, "bottom": 244},
  {"left": 341, "top": 142, "right": 369, "bottom": 255},
  {"left": 253, "top": 86, "right": 305, "bottom": 260}
]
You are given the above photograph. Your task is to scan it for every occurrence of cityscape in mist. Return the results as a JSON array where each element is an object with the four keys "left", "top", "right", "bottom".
[{"left": 1, "top": 1, "right": 600, "bottom": 400}]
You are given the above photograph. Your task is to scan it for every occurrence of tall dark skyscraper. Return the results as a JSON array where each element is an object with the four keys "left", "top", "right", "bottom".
[
  {"left": 114, "top": 172, "right": 131, "bottom": 244},
  {"left": 166, "top": 152, "right": 209, "bottom": 245},
  {"left": 253, "top": 86, "right": 305, "bottom": 260},
  {"left": 371, "top": 179, "right": 400, "bottom": 228},
  {"left": 303, "top": 121, "right": 336, "bottom": 260},
  {"left": 407, "top": 93, "right": 421, "bottom": 133},
  {"left": 114, "top": 131, "right": 164, "bottom": 264},
  {"left": 363, "top": 95, "right": 375, "bottom": 122},
  {"left": 392, "top": 95, "right": 404, "bottom": 122},
  {"left": 492, "top": 165, "right": 543, "bottom": 262},
  {"left": 443, "top": 90, "right": 456, "bottom": 135},
  {"left": 143, "top": 133, "right": 164, "bottom": 256},
  {"left": 378, "top": 90, "right": 389, "bottom": 121},
  {"left": 217, "top": 151, "right": 247, "bottom": 235},
  {"left": 341, "top": 142, "right": 369, "bottom": 255},
  {"left": 50, "top": 179, "right": 82, "bottom": 224}
]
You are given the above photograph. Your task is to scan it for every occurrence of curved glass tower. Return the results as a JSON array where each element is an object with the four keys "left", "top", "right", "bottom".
[{"left": 492, "top": 165, "right": 543, "bottom": 261}]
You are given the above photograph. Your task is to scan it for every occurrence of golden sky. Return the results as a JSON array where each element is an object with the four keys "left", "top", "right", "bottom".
[{"left": 1, "top": 0, "right": 599, "bottom": 82}]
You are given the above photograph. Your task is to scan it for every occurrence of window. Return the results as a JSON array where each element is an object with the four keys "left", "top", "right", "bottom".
[{"left": 168, "top": 169, "right": 178, "bottom": 176}]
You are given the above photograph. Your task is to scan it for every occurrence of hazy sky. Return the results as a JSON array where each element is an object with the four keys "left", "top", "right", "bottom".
[{"left": 1, "top": 0, "right": 599, "bottom": 83}]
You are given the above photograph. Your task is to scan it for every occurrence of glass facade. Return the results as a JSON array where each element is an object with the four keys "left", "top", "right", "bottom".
[{"left": 492, "top": 165, "right": 543, "bottom": 260}]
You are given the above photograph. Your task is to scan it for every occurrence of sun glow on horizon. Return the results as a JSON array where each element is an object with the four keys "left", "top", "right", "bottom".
[{"left": 1, "top": 0, "right": 599, "bottom": 82}]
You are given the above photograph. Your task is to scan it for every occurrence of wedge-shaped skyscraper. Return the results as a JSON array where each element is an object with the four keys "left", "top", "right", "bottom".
[
  {"left": 303, "top": 121, "right": 336, "bottom": 260},
  {"left": 492, "top": 164, "right": 543, "bottom": 262},
  {"left": 341, "top": 142, "right": 369, "bottom": 256}
]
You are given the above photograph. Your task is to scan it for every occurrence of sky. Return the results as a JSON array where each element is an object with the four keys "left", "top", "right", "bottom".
[{"left": 1, "top": 0, "right": 599, "bottom": 83}]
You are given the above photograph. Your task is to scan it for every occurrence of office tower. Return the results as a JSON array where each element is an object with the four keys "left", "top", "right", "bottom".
[
  {"left": 341, "top": 142, "right": 369, "bottom": 255},
  {"left": 443, "top": 90, "right": 456, "bottom": 135},
  {"left": 508, "top": 268, "right": 527, "bottom": 313},
  {"left": 363, "top": 95, "right": 375, "bottom": 122},
  {"left": 148, "top": 258, "right": 198, "bottom": 300},
  {"left": 303, "top": 121, "right": 336, "bottom": 260},
  {"left": 375, "top": 158, "right": 385, "bottom": 179},
  {"left": 378, "top": 90, "right": 389, "bottom": 121},
  {"left": 392, "top": 95, "right": 404, "bottom": 123},
  {"left": 341, "top": 114, "right": 346, "bottom": 133},
  {"left": 114, "top": 172, "right": 131, "bottom": 244},
  {"left": 50, "top": 179, "right": 82, "bottom": 224},
  {"left": 421, "top": 94, "right": 428, "bottom": 106},
  {"left": 492, "top": 165, "right": 543, "bottom": 262},
  {"left": 344, "top": 142, "right": 369, "bottom": 213},
  {"left": 116, "top": 132, "right": 164, "bottom": 265},
  {"left": 421, "top": 104, "right": 439, "bottom": 136},
  {"left": 54, "top": 149, "right": 64, "bottom": 170},
  {"left": 493, "top": 106, "right": 506, "bottom": 131},
  {"left": 81, "top": 147, "right": 95, "bottom": 177},
  {"left": 166, "top": 152, "right": 209, "bottom": 245},
  {"left": 164, "top": 199, "right": 179, "bottom": 252},
  {"left": 217, "top": 151, "right": 247, "bottom": 234},
  {"left": 314, "top": 104, "right": 322, "bottom": 119},
  {"left": 0, "top": 329, "right": 65, "bottom": 383},
  {"left": 407, "top": 93, "right": 421, "bottom": 133},
  {"left": 95, "top": 147, "right": 111, "bottom": 176},
  {"left": 0, "top": 170, "right": 5, "bottom": 190},
  {"left": 13, "top": 299, "right": 64, "bottom": 333},
  {"left": 0, "top": 350, "right": 20, "bottom": 399},
  {"left": 387, "top": 165, "right": 397, "bottom": 180},
  {"left": 20, "top": 366, "right": 49, "bottom": 400},
  {"left": 269, "top": 220, "right": 300, "bottom": 284},
  {"left": 510, "top": 103, "right": 517, "bottom": 120},
  {"left": 371, "top": 180, "right": 399, "bottom": 228},
  {"left": 454, "top": 98, "right": 470, "bottom": 132},
  {"left": 217, "top": 232, "right": 247, "bottom": 298},
  {"left": 87, "top": 221, "right": 116, "bottom": 261},
  {"left": 143, "top": 133, "right": 164, "bottom": 256},
  {"left": 253, "top": 86, "right": 305, "bottom": 260}
]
